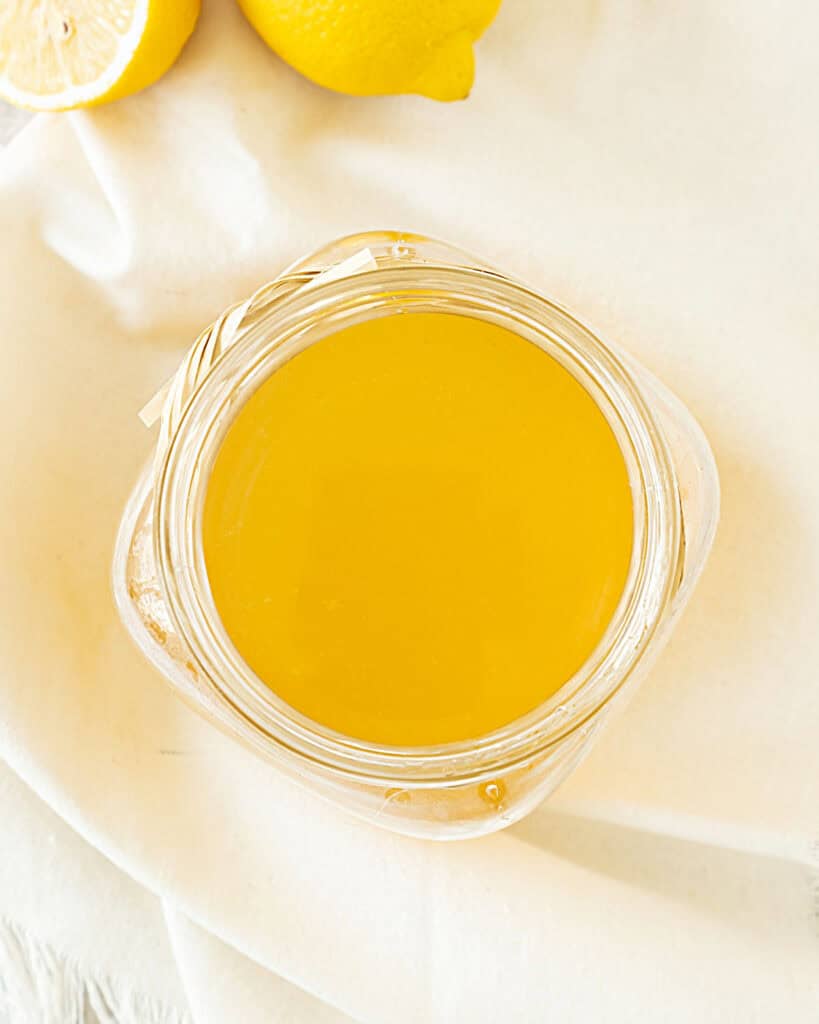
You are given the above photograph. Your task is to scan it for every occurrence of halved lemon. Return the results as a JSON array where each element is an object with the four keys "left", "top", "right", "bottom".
[{"left": 0, "top": 0, "right": 200, "bottom": 112}]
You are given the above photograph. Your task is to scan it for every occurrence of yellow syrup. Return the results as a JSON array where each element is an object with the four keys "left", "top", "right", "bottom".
[{"left": 202, "top": 312, "right": 633, "bottom": 746}]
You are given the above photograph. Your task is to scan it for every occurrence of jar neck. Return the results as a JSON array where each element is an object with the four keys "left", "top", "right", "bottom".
[{"left": 153, "top": 263, "right": 682, "bottom": 785}]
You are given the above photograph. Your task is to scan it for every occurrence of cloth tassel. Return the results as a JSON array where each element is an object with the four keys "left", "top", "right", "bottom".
[{"left": 0, "top": 919, "right": 189, "bottom": 1024}]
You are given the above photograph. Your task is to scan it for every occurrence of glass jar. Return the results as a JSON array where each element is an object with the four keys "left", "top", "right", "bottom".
[{"left": 113, "top": 231, "right": 719, "bottom": 840}]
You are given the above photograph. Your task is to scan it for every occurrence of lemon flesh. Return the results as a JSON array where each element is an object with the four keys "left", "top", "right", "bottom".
[
  {"left": 237, "top": 0, "right": 502, "bottom": 101},
  {"left": 0, "top": 0, "right": 200, "bottom": 111}
]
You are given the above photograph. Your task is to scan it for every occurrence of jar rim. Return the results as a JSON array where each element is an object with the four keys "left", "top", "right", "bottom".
[{"left": 153, "top": 262, "right": 682, "bottom": 785}]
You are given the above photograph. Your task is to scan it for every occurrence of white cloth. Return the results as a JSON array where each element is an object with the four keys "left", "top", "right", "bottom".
[
  {"left": 1, "top": 0, "right": 818, "bottom": 1019},
  {"left": 0, "top": 105, "right": 29, "bottom": 146},
  {"left": 0, "top": 758, "right": 188, "bottom": 1022}
]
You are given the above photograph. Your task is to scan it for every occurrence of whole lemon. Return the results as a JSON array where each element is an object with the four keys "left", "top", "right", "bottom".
[{"left": 237, "top": 0, "right": 502, "bottom": 101}]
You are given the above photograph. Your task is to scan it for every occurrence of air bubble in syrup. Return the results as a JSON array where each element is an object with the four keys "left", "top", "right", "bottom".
[
  {"left": 479, "top": 780, "right": 505, "bottom": 806},
  {"left": 390, "top": 241, "right": 413, "bottom": 260}
]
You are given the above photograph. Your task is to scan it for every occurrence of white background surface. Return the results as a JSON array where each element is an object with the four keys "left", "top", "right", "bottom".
[
  {"left": 0, "top": 104, "right": 30, "bottom": 145},
  {"left": 0, "top": 0, "right": 817, "bottom": 1020}
]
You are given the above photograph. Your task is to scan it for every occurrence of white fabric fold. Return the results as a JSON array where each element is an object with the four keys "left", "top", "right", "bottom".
[
  {"left": 0, "top": 759, "right": 188, "bottom": 1020},
  {"left": 1, "top": 0, "right": 818, "bottom": 1019},
  {"left": 162, "top": 904, "right": 358, "bottom": 1024}
]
